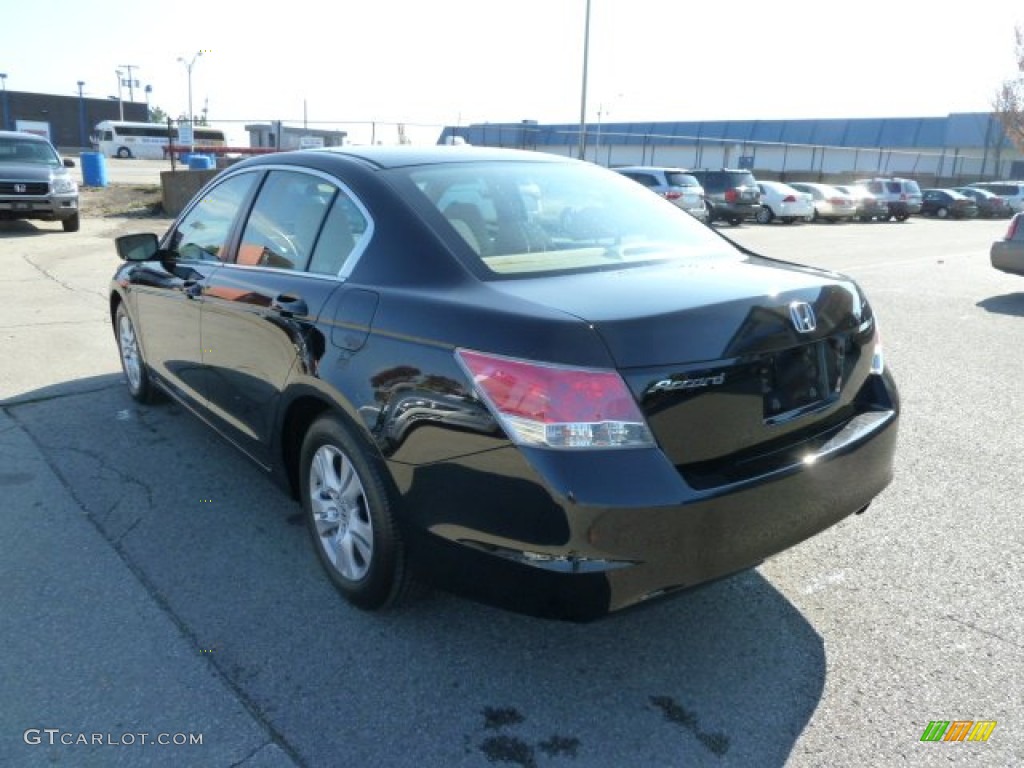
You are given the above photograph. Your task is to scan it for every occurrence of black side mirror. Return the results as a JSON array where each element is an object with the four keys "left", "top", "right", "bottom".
[
  {"left": 115, "top": 232, "right": 160, "bottom": 261},
  {"left": 63, "top": 158, "right": 76, "bottom": 168}
]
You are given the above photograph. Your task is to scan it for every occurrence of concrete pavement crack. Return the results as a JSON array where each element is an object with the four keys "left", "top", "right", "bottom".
[
  {"left": 21, "top": 253, "right": 108, "bottom": 300},
  {"left": 5, "top": 407, "right": 307, "bottom": 768}
]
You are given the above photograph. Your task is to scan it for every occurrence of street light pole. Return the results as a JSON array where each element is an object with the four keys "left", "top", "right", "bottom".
[
  {"left": 177, "top": 51, "right": 204, "bottom": 125},
  {"left": 577, "top": 0, "right": 591, "bottom": 161},
  {"left": 0, "top": 73, "right": 9, "bottom": 131},
  {"left": 77, "top": 81, "right": 87, "bottom": 149}
]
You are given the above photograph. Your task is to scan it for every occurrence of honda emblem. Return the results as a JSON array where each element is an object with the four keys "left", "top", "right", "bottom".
[
  {"left": 789, "top": 301, "right": 816, "bottom": 334},
  {"left": 14, "top": 183, "right": 26, "bottom": 193}
]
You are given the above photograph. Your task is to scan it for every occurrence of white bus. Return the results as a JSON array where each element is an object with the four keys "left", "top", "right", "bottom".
[{"left": 92, "top": 120, "right": 228, "bottom": 159}]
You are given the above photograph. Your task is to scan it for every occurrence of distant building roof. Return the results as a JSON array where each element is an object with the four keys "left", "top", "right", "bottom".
[{"left": 439, "top": 113, "right": 1013, "bottom": 151}]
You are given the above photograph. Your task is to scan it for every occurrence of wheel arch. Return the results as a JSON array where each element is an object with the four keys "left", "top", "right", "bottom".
[{"left": 278, "top": 389, "right": 378, "bottom": 501}]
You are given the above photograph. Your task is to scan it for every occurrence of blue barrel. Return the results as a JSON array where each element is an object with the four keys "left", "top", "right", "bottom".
[
  {"left": 80, "top": 152, "right": 108, "bottom": 187},
  {"left": 187, "top": 154, "right": 215, "bottom": 170}
]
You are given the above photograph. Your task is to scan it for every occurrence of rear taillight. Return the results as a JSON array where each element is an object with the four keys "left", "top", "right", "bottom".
[
  {"left": 782, "top": 195, "right": 796, "bottom": 203},
  {"left": 724, "top": 188, "right": 739, "bottom": 203},
  {"left": 456, "top": 349, "right": 654, "bottom": 449},
  {"left": 1006, "top": 215, "right": 1021, "bottom": 240},
  {"left": 664, "top": 190, "right": 682, "bottom": 200}
]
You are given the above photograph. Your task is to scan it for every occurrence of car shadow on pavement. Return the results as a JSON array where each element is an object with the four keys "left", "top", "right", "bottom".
[
  {"left": 0, "top": 220, "right": 65, "bottom": 238},
  {"left": 6, "top": 375, "right": 826, "bottom": 768},
  {"left": 977, "top": 292, "right": 1024, "bottom": 316}
]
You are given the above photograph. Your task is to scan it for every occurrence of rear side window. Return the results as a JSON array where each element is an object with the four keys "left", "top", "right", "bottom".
[
  {"left": 308, "top": 194, "right": 370, "bottom": 276},
  {"left": 238, "top": 171, "right": 332, "bottom": 270}
]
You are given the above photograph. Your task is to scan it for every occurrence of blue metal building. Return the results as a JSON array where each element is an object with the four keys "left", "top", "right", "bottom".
[{"left": 438, "top": 113, "right": 1023, "bottom": 181}]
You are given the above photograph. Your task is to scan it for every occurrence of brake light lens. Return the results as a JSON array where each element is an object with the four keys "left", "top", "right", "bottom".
[
  {"left": 664, "top": 190, "right": 682, "bottom": 200},
  {"left": 1006, "top": 215, "right": 1021, "bottom": 240},
  {"left": 456, "top": 349, "right": 654, "bottom": 449},
  {"left": 724, "top": 188, "right": 739, "bottom": 203},
  {"left": 782, "top": 194, "right": 796, "bottom": 203}
]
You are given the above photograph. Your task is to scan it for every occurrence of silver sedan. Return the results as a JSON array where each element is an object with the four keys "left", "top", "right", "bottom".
[{"left": 991, "top": 213, "right": 1024, "bottom": 275}]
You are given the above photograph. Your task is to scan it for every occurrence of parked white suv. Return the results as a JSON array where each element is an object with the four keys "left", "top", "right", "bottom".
[
  {"left": 854, "top": 177, "right": 923, "bottom": 221},
  {"left": 967, "top": 181, "right": 1024, "bottom": 214},
  {"left": 613, "top": 166, "right": 707, "bottom": 220}
]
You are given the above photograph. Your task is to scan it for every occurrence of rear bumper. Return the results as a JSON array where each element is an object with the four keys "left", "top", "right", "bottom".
[
  {"left": 991, "top": 241, "right": 1024, "bottom": 276},
  {"left": 396, "top": 378, "right": 899, "bottom": 620}
]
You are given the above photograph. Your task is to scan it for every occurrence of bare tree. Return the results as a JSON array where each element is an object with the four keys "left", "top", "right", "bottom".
[{"left": 994, "top": 25, "right": 1024, "bottom": 153}]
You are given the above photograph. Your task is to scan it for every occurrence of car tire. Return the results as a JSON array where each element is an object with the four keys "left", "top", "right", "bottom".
[
  {"left": 704, "top": 202, "right": 715, "bottom": 223},
  {"left": 895, "top": 212, "right": 910, "bottom": 222},
  {"left": 755, "top": 206, "right": 774, "bottom": 225},
  {"left": 811, "top": 209, "right": 820, "bottom": 222},
  {"left": 300, "top": 414, "right": 412, "bottom": 611},
  {"left": 116, "top": 147, "right": 132, "bottom": 159},
  {"left": 114, "top": 303, "right": 159, "bottom": 404},
  {"left": 935, "top": 207, "right": 949, "bottom": 219},
  {"left": 62, "top": 213, "right": 80, "bottom": 232}
]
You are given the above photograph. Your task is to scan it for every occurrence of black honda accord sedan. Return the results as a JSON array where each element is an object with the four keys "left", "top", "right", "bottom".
[{"left": 110, "top": 146, "right": 899, "bottom": 620}]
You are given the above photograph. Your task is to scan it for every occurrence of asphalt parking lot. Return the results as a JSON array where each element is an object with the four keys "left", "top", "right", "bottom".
[{"left": 1, "top": 169, "right": 1022, "bottom": 766}]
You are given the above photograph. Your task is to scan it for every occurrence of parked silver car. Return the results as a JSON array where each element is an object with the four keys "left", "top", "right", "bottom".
[
  {"left": 613, "top": 166, "right": 707, "bottom": 220},
  {"left": 854, "top": 177, "right": 923, "bottom": 221},
  {"left": 991, "top": 213, "right": 1024, "bottom": 276},
  {"left": 789, "top": 182, "right": 857, "bottom": 222},
  {"left": 0, "top": 130, "right": 80, "bottom": 232}
]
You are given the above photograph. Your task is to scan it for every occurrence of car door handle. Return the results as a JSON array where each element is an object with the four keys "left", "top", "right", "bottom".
[
  {"left": 183, "top": 280, "right": 203, "bottom": 299},
  {"left": 271, "top": 293, "right": 308, "bottom": 317}
]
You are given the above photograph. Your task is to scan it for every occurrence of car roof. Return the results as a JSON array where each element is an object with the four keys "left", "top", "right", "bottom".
[
  {"left": 219, "top": 145, "right": 578, "bottom": 179},
  {"left": 316, "top": 145, "right": 571, "bottom": 170},
  {"left": 0, "top": 130, "right": 53, "bottom": 143}
]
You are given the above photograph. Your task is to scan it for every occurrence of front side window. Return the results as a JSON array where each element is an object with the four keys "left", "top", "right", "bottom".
[
  {"left": 168, "top": 172, "right": 258, "bottom": 261},
  {"left": 406, "top": 160, "right": 736, "bottom": 278}
]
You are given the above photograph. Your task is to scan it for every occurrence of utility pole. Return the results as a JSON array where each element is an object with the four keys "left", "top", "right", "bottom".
[
  {"left": 118, "top": 64, "right": 140, "bottom": 102},
  {"left": 114, "top": 70, "right": 124, "bottom": 120}
]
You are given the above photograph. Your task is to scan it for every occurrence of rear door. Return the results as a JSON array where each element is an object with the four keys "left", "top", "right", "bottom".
[{"left": 200, "top": 169, "right": 369, "bottom": 465}]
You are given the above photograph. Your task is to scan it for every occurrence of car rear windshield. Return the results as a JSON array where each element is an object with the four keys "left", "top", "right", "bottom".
[
  {"left": 406, "top": 161, "right": 737, "bottom": 278},
  {"left": 976, "top": 184, "right": 1020, "bottom": 195},
  {"left": 665, "top": 171, "right": 700, "bottom": 187},
  {"left": 726, "top": 171, "right": 757, "bottom": 187},
  {"left": 886, "top": 180, "right": 921, "bottom": 194}
]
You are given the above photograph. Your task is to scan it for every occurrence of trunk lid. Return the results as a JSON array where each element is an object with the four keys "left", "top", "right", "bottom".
[{"left": 488, "top": 255, "right": 878, "bottom": 473}]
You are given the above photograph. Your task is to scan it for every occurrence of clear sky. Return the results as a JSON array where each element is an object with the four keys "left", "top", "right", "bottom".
[{"left": 2, "top": 0, "right": 1022, "bottom": 144}]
